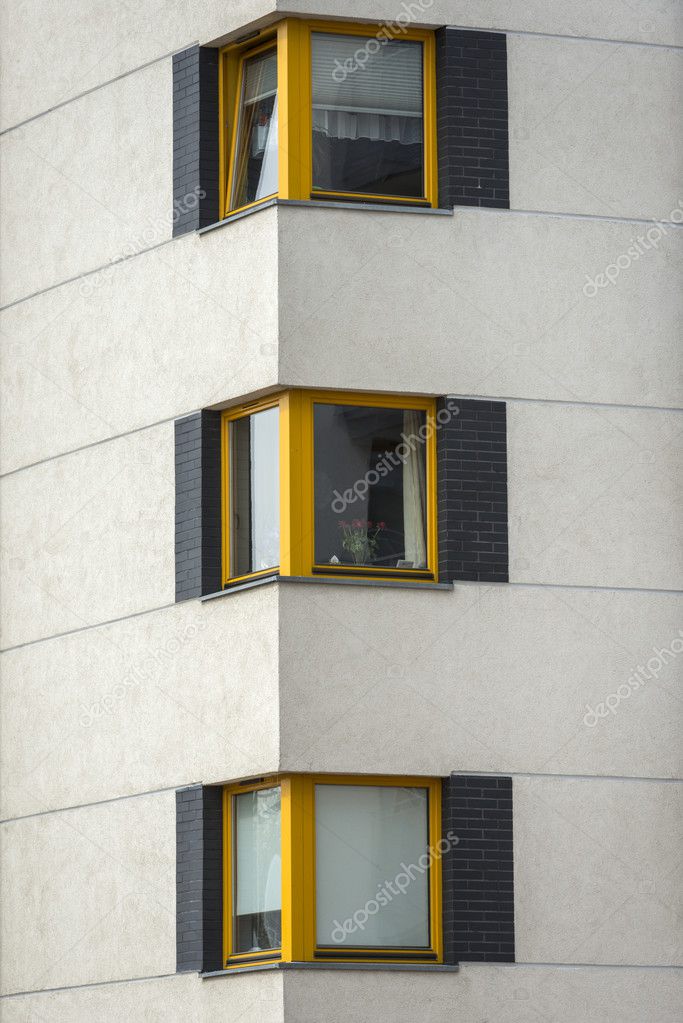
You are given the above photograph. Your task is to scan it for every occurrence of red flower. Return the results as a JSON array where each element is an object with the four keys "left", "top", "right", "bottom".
[
  {"left": 367, "top": 520, "right": 373, "bottom": 527},
  {"left": 352, "top": 519, "right": 363, "bottom": 528},
  {"left": 378, "top": 521, "right": 386, "bottom": 529}
]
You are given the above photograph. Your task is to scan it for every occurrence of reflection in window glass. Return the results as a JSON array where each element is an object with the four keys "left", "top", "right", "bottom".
[
  {"left": 315, "top": 784, "right": 430, "bottom": 947},
  {"left": 311, "top": 33, "right": 423, "bottom": 198},
  {"left": 314, "top": 404, "right": 427, "bottom": 570},
  {"left": 230, "top": 406, "right": 280, "bottom": 577},
  {"left": 233, "top": 787, "right": 282, "bottom": 953},
  {"left": 230, "top": 48, "right": 278, "bottom": 210}
]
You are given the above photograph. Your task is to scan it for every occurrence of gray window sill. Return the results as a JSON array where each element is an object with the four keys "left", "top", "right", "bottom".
[
  {"left": 198, "top": 197, "right": 453, "bottom": 234},
  {"left": 202, "top": 961, "right": 459, "bottom": 978},
  {"left": 200, "top": 574, "right": 453, "bottom": 601}
]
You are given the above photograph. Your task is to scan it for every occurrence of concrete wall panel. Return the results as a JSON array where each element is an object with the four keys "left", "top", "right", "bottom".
[
  {"left": 0, "top": 422, "right": 175, "bottom": 649},
  {"left": 509, "top": 37, "right": 683, "bottom": 220},
  {"left": 1, "top": 971, "right": 284, "bottom": 1022},
  {"left": 0, "top": 589, "right": 280, "bottom": 820},
  {"left": 280, "top": 1, "right": 683, "bottom": 49},
  {"left": 3, "top": 2, "right": 679, "bottom": 132},
  {"left": 0, "top": 211, "right": 279, "bottom": 474},
  {"left": 282, "top": 962, "right": 681, "bottom": 1023},
  {"left": 508, "top": 403, "right": 683, "bottom": 590},
  {"left": 277, "top": 206, "right": 683, "bottom": 410},
  {"left": 0, "top": 1, "right": 276, "bottom": 131},
  {"left": 278, "top": 582, "right": 682, "bottom": 780},
  {"left": 0, "top": 791, "right": 176, "bottom": 995},
  {"left": 0, "top": 61, "right": 172, "bottom": 304},
  {"left": 514, "top": 776, "right": 682, "bottom": 965}
]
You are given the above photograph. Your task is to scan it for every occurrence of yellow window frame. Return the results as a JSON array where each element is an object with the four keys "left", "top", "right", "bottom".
[
  {"left": 223, "top": 774, "right": 443, "bottom": 969},
  {"left": 221, "top": 389, "right": 438, "bottom": 588},
  {"left": 221, "top": 393, "right": 283, "bottom": 587},
  {"left": 219, "top": 19, "right": 438, "bottom": 218}
]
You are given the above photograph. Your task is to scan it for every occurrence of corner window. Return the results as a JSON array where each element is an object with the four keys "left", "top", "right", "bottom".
[
  {"left": 220, "top": 20, "right": 437, "bottom": 216},
  {"left": 223, "top": 775, "right": 442, "bottom": 967},
  {"left": 228, "top": 46, "right": 278, "bottom": 211},
  {"left": 315, "top": 783, "right": 430, "bottom": 950},
  {"left": 314, "top": 403, "right": 428, "bottom": 573},
  {"left": 221, "top": 390, "right": 437, "bottom": 587},
  {"left": 223, "top": 399, "right": 280, "bottom": 584},
  {"left": 311, "top": 33, "right": 424, "bottom": 201},
  {"left": 232, "top": 786, "right": 281, "bottom": 956}
]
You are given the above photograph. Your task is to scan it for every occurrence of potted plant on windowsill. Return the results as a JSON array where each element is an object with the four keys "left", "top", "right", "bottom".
[{"left": 336, "top": 519, "right": 385, "bottom": 566}]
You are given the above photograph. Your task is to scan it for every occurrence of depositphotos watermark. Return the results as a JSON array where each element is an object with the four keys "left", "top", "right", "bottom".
[
  {"left": 329, "top": 830, "right": 459, "bottom": 943},
  {"left": 332, "top": 0, "right": 434, "bottom": 82},
  {"left": 583, "top": 629, "right": 683, "bottom": 727},
  {"left": 79, "top": 187, "right": 205, "bottom": 298},
  {"left": 331, "top": 400, "right": 459, "bottom": 514},
  {"left": 582, "top": 199, "right": 683, "bottom": 297},
  {"left": 79, "top": 621, "right": 206, "bottom": 726}
]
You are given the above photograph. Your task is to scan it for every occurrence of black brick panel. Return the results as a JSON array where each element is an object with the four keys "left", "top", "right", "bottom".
[
  {"left": 436, "top": 28, "right": 509, "bottom": 209},
  {"left": 176, "top": 785, "right": 224, "bottom": 973},
  {"left": 172, "top": 46, "right": 219, "bottom": 235},
  {"left": 437, "top": 397, "right": 508, "bottom": 583},
  {"left": 175, "top": 410, "right": 222, "bottom": 601},
  {"left": 442, "top": 775, "right": 515, "bottom": 963}
]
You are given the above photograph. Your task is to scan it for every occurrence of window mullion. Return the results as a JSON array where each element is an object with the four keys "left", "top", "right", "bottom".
[
  {"left": 281, "top": 775, "right": 310, "bottom": 961},
  {"left": 279, "top": 389, "right": 311, "bottom": 577},
  {"left": 277, "top": 18, "right": 311, "bottom": 201}
]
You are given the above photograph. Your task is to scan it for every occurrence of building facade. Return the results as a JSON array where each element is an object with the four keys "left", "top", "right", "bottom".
[{"left": 1, "top": 2, "right": 681, "bottom": 1020}]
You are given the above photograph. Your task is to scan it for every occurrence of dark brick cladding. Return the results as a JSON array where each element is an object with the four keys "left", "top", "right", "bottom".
[
  {"left": 175, "top": 410, "right": 222, "bottom": 601},
  {"left": 176, "top": 785, "right": 224, "bottom": 973},
  {"left": 172, "top": 46, "right": 219, "bottom": 235},
  {"left": 442, "top": 775, "right": 515, "bottom": 963},
  {"left": 435, "top": 28, "right": 509, "bottom": 209},
  {"left": 437, "top": 397, "right": 508, "bottom": 583}
]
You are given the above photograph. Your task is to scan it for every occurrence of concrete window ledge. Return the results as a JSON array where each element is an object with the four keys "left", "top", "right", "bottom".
[
  {"left": 198, "top": 197, "right": 453, "bottom": 234},
  {"left": 200, "top": 575, "right": 454, "bottom": 601},
  {"left": 201, "top": 962, "right": 460, "bottom": 978}
]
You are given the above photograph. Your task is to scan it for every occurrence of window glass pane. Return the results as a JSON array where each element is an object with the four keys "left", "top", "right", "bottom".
[
  {"left": 233, "top": 787, "right": 282, "bottom": 953},
  {"left": 311, "top": 33, "right": 423, "bottom": 198},
  {"left": 314, "top": 404, "right": 427, "bottom": 570},
  {"left": 315, "top": 784, "right": 430, "bottom": 948},
  {"left": 231, "top": 48, "right": 278, "bottom": 210},
  {"left": 230, "top": 406, "right": 279, "bottom": 577}
]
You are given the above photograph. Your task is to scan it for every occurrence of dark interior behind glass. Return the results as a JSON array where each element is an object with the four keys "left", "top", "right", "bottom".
[{"left": 313, "top": 403, "right": 428, "bottom": 570}]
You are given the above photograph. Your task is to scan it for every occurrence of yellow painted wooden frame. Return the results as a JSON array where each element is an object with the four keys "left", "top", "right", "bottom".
[
  {"left": 219, "top": 18, "right": 438, "bottom": 218},
  {"left": 223, "top": 773, "right": 442, "bottom": 968},
  {"left": 219, "top": 25, "right": 279, "bottom": 219},
  {"left": 305, "top": 19, "right": 437, "bottom": 208},
  {"left": 221, "top": 394, "right": 282, "bottom": 587},
  {"left": 222, "top": 777, "right": 285, "bottom": 968},
  {"left": 297, "top": 389, "right": 439, "bottom": 582},
  {"left": 222, "top": 389, "right": 438, "bottom": 587}
]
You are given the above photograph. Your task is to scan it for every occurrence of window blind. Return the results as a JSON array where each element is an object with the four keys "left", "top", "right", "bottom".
[{"left": 312, "top": 33, "right": 422, "bottom": 117}]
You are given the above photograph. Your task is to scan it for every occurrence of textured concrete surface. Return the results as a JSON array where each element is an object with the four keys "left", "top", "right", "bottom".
[
  {"left": 514, "top": 775, "right": 682, "bottom": 965},
  {"left": 0, "top": 211, "right": 279, "bottom": 474},
  {"left": 509, "top": 36, "right": 683, "bottom": 220},
  {"left": 278, "top": 582, "right": 682, "bottom": 779},
  {"left": 0, "top": 61, "right": 172, "bottom": 305},
  {"left": 508, "top": 402, "right": 683, "bottom": 590},
  {"left": 277, "top": 206, "right": 683, "bottom": 409},
  {"left": 0, "top": 790, "right": 176, "bottom": 995},
  {"left": 0, "top": 588, "right": 280, "bottom": 819},
  {"left": 0, "top": 422, "right": 175, "bottom": 648}
]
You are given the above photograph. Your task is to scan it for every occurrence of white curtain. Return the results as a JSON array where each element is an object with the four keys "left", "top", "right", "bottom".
[
  {"left": 402, "top": 411, "right": 427, "bottom": 569},
  {"left": 315, "top": 785, "right": 429, "bottom": 948},
  {"left": 255, "top": 93, "right": 279, "bottom": 199},
  {"left": 234, "top": 787, "right": 281, "bottom": 917},
  {"left": 312, "top": 32, "right": 422, "bottom": 144},
  {"left": 312, "top": 107, "right": 421, "bottom": 144}
]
